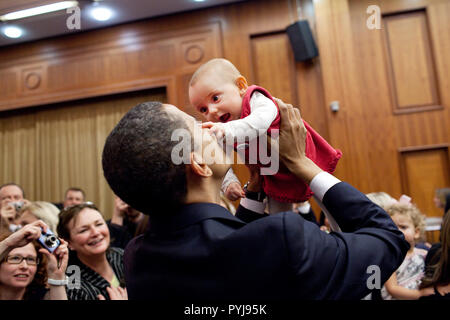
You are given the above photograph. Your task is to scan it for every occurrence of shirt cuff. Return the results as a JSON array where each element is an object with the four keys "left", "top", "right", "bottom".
[
  {"left": 240, "top": 197, "right": 265, "bottom": 214},
  {"left": 310, "top": 172, "right": 341, "bottom": 202},
  {"left": 297, "top": 202, "right": 311, "bottom": 214}
]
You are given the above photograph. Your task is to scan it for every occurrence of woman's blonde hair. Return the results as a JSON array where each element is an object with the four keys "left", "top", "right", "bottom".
[
  {"left": 19, "top": 201, "right": 60, "bottom": 235},
  {"left": 385, "top": 202, "right": 426, "bottom": 242},
  {"left": 366, "top": 192, "right": 397, "bottom": 209}
]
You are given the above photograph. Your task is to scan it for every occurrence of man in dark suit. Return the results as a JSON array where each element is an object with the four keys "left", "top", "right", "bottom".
[{"left": 101, "top": 99, "right": 409, "bottom": 300}]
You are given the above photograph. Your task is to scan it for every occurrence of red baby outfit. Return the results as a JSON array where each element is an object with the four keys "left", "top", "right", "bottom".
[{"left": 240, "top": 85, "right": 342, "bottom": 203}]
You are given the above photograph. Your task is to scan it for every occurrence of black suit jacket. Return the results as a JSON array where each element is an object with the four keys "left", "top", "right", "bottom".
[{"left": 124, "top": 182, "right": 409, "bottom": 300}]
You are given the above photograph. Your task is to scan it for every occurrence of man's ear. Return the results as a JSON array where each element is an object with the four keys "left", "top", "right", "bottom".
[
  {"left": 189, "top": 152, "right": 213, "bottom": 177},
  {"left": 235, "top": 76, "right": 248, "bottom": 96}
]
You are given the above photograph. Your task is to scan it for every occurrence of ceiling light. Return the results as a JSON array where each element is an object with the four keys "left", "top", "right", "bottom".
[
  {"left": 0, "top": 1, "right": 79, "bottom": 22},
  {"left": 2, "top": 26, "right": 23, "bottom": 38},
  {"left": 90, "top": 6, "right": 113, "bottom": 21}
]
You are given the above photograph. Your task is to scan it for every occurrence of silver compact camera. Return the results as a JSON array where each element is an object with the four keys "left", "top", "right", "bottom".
[
  {"left": 38, "top": 228, "right": 61, "bottom": 253},
  {"left": 10, "top": 201, "right": 24, "bottom": 212}
]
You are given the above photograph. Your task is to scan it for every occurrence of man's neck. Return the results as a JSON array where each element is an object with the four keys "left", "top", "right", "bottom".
[{"left": 185, "top": 175, "right": 222, "bottom": 206}]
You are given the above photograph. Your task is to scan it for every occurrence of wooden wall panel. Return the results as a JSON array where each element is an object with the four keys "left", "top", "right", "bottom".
[
  {"left": 383, "top": 10, "right": 441, "bottom": 112},
  {"left": 400, "top": 147, "right": 450, "bottom": 217},
  {"left": 0, "top": 71, "right": 17, "bottom": 99},
  {"left": 315, "top": 0, "right": 450, "bottom": 218},
  {"left": 0, "top": 22, "right": 223, "bottom": 111},
  {"left": 250, "top": 33, "right": 297, "bottom": 106},
  {"left": 314, "top": 0, "right": 375, "bottom": 192}
]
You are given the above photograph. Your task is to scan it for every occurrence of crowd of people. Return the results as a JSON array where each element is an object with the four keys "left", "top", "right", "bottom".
[{"left": 0, "top": 58, "right": 449, "bottom": 301}]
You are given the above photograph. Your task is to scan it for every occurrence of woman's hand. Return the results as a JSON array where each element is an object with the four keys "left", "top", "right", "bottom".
[
  {"left": 2, "top": 220, "right": 48, "bottom": 249},
  {"left": 98, "top": 286, "right": 128, "bottom": 300},
  {"left": 40, "top": 238, "right": 69, "bottom": 280}
]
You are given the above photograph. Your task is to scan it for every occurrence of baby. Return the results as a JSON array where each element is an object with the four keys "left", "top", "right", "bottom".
[
  {"left": 381, "top": 202, "right": 431, "bottom": 300},
  {"left": 189, "top": 58, "right": 342, "bottom": 213}
]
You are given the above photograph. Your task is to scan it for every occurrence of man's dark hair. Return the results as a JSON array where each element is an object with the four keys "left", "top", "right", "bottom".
[
  {"left": 102, "top": 101, "right": 189, "bottom": 216},
  {"left": 0, "top": 183, "right": 26, "bottom": 199},
  {"left": 64, "top": 187, "right": 86, "bottom": 199}
]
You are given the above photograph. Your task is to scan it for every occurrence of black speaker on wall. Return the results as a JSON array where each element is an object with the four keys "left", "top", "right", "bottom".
[{"left": 286, "top": 20, "right": 319, "bottom": 62}]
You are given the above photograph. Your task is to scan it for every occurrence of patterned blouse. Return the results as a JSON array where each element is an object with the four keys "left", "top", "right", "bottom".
[
  {"left": 381, "top": 247, "right": 427, "bottom": 300},
  {"left": 66, "top": 247, "right": 125, "bottom": 300}
]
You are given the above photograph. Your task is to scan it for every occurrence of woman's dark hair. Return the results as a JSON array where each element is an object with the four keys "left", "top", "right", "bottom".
[
  {"left": 420, "top": 210, "right": 450, "bottom": 288},
  {"left": 57, "top": 203, "right": 101, "bottom": 241},
  {"left": 0, "top": 231, "right": 48, "bottom": 299}
]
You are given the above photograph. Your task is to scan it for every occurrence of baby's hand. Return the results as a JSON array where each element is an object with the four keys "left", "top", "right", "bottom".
[
  {"left": 202, "top": 122, "right": 227, "bottom": 141},
  {"left": 225, "top": 182, "right": 245, "bottom": 201}
]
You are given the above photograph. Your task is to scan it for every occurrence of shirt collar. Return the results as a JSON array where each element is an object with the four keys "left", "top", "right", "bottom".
[{"left": 148, "top": 202, "right": 244, "bottom": 233}]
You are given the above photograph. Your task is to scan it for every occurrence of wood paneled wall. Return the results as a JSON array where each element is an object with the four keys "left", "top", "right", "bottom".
[{"left": 314, "top": 0, "right": 450, "bottom": 223}]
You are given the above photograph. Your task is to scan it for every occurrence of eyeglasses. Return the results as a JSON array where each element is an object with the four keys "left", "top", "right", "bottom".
[{"left": 5, "top": 255, "right": 39, "bottom": 265}]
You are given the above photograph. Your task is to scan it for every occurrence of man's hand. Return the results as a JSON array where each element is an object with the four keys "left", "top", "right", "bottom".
[
  {"left": 111, "top": 196, "right": 129, "bottom": 225},
  {"left": 273, "top": 98, "right": 322, "bottom": 184},
  {"left": 224, "top": 182, "right": 245, "bottom": 201},
  {"left": 0, "top": 203, "right": 16, "bottom": 223},
  {"left": 1, "top": 199, "right": 30, "bottom": 224}
]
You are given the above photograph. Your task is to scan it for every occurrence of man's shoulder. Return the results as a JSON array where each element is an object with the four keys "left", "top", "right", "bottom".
[{"left": 233, "top": 210, "right": 306, "bottom": 237}]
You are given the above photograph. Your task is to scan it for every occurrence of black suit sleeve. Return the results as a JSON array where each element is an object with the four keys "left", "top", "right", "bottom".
[{"left": 284, "top": 182, "right": 409, "bottom": 299}]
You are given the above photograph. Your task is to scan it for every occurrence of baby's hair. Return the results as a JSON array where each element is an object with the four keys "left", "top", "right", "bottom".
[
  {"left": 366, "top": 192, "right": 397, "bottom": 209},
  {"left": 189, "top": 58, "right": 241, "bottom": 87},
  {"left": 385, "top": 202, "right": 426, "bottom": 241}
]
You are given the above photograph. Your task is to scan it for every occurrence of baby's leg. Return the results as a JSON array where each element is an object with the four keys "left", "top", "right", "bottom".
[{"left": 267, "top": 197, "right": 293, "bottom": 214}]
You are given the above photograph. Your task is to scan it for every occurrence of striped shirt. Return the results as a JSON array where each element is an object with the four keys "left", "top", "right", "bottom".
[{"left": 66, "top": 247, "right": 125, "bottom": 300}]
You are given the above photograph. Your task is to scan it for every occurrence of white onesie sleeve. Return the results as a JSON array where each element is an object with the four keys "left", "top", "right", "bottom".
[{"left": 223, "top": 91, "right": 278, "bottom": 143}]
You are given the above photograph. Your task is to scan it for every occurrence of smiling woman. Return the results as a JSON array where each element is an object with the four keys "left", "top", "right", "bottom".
[
  {"left": 0, "top": 235, "right": 46, "bottom": 300},
  {"left": 0, "top": 220, "right": 69, "bottom": 300},
  {"left": 57, "top": 203, "right": 127, "bottom": 300}
]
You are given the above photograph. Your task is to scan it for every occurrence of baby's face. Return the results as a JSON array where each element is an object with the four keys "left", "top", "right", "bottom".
[
  {"left": 189, "top": 72, "right": 244, "bottom": 123},
  {"left": 391, "top": 213, "right": 419, "bottom": 249}
]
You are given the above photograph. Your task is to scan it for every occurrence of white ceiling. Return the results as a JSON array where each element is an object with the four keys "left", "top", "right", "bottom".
[{"left": 0, "top": 0, "right": 248, "bottom": 47}]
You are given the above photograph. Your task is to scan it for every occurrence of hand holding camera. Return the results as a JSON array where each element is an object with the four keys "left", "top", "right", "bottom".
[
  {"left": 1, "top": 202, "right": 19, "bottom": 223},
  {"left": 1, "top": 220, "right": 48, "bottom": 249},
  {"left": 37, "top": 228, "right": 61, "bottom": 253},
  {"left": 39, "top": 237, "right": 69, "bottom": 282},
  {"left": 1, "top": 199, "right": 29, "bottom": 223}
]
